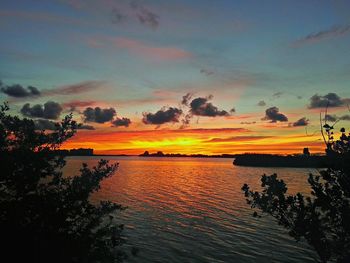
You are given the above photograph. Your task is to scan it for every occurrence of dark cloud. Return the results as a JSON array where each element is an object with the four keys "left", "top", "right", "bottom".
[
  {"left": 325, "top": 114, "right": 338, "bottom": 122},
  {"left": 325, "top": 114, "right": 350, "bottom": 122},
  {"left": 142, "top": 107, "right": 182, "bottom": 125},
  {"left": 292, "top": 117, "right": 309, "bottom": 127},
  {"left": 21, "top": 101, "right": 63, "bottom": 119},
  {"left": 34, "top": 119, "right": 57, "bottom": 130},
  {"left": 292, "top": 24, "right": 350, "bottom": 47},
  {"left": 130, "top": 1, "right": 159, "bottom": 29},
  {"left": 262, "top": 106, "right": 288, "bottom": 122},
  {"left": 189, "top": 95, "right": 230, "bottom": 117},
  {"left": 181, "top": 92, "right": 193, "bottom": 106},
  {"left": 200, "top": 69, "right": 214, "bottom": 76},
  {"left": 230, "top": 108, "right": 236, "bottom": 113},
  {"left": 77, "top": 124, "right": 95, "bottom": 130},
  {"left": 272, "top": 92, "right": 283, "bottom": 99},
  {"left": 340, "top": 114, "right": 350, "bottom": 121},
  {"left": 83, "top": 107, "right": 116, "bottom": 123},
  {"left": 111, "top": 8, "right": 127, "bottom": 24},
  {"left": 257, "top": 100, "right": 266, "bottom": 107},
  {"left": 112, "top": 117, "right": 131, "bottom": 127},
  {"left": 1, "top": 83, "right": 41, "bottom": 98},
  {"left": 34, "top": 119, "right": 95, "bottom": 130},
  {"left": 44, "top": 81, "right": 103, "bottom": 96},
  {"left": 308, "top": 93, "right": 349, "bottom": 108}
]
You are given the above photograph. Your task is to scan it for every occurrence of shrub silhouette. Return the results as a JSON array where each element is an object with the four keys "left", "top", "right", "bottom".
[
  {"left": 242, "top": 123, "right": 350, "bottom": 262},
  {"left": 0, "top": 103, "right": 126, "bottom": 263}
]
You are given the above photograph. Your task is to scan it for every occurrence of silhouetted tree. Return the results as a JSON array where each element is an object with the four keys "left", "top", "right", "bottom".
[
  {"left": 0, "top": 103, "right": 126, "bottom": 263},
  {"left": 242, "top": 123, "right": 350, "bottom": 262}
]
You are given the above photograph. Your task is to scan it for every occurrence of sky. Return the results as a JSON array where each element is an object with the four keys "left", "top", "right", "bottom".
[{"left": 1, "top": 0, "right": 350, "bottom": 155}]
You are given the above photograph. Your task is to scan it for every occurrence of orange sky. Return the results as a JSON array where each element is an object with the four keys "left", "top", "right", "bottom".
[{"left": 62, "top": 127, "right": 325, "bottom": 155}]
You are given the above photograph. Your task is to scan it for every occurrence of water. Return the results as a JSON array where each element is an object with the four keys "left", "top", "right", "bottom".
[{"left": 64, "top": 156, "right": 319, "bottom": 263}]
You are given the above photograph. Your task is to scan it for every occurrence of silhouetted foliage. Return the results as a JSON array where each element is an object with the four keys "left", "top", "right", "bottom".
[
  {"left": 0, "top": 103, "right": 126, "bottom": 263},
  {"left": 242, "top": 124, "right": 350, "bottom": 262}
]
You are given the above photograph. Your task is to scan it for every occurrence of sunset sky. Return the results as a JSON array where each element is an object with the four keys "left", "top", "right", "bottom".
[{"left": 1, "top": 0, "right": 350, "bottom": 155}]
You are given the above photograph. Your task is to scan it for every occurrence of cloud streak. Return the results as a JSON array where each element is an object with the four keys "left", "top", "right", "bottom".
[
  {"left": 292, "top": 24, "right": 350, "bottom": 47},
  {"left": 62, "top": 100, "right": 97, "bottom": 111},
  {"left": 44, "top": 81, "right": 104, "bottom": 96}
]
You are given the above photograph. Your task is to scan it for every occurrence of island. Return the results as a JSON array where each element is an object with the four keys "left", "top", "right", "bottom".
[{"left": 233, "top": 153, "right": 327, "bottom": 168}]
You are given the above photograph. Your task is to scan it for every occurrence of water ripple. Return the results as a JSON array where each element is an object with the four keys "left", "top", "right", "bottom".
[{"left": 64, "top": 156, "right": 318, "bottom": 263}]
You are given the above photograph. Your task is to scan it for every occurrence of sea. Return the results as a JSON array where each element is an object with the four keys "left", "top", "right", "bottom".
[{"left": 64, "top": 156, "right": 318, "bottom": 263}]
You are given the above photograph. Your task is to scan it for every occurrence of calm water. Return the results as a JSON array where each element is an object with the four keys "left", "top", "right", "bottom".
[{"left": 64, "top": 156, "right": 318, "bottom": 263}]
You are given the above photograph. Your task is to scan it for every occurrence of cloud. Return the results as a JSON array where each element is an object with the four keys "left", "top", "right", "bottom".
[
  {"left": 200, "top": 69, "right": 215, "bottom": 76},
  {"left": 44, "top": 81, "right": 104, "bottom": 96},
  {"left": 21, "top": 101, "right": 63, "bottom": 119},
  {"left": 325, "top": 114, "right": 350, "bottom": 122},
  {"left": 308, "top": 93, "right": 349, "bottom": 109},
  {"left": 181, "top": 92, "right": 193, "bottom": 106},
  {"left": 325, "top": 114, "right": 337, "bottom": 122},
  {"left": 112, "top": 117, "right": 131, "bottom": 127},
  {"left": 189, "top": 95, "right": 230, "bottom": 117},
  {"left": 207, "top": 135, "right": 271, "bottom": 143},
  {"left": 272, "top": 92, "right": 283, "bottom": 99},
  {"left": 257, "top": 100, "right": 266, "bottom": 107},
  {"left": 292, "top": 117, "right": 309, "bottom": 127},
  {"left": 340, "top": 115, "right": 350, "bottom": 121},
  {"left": 292, "top": 24, "right": 350, "bottom": 47},
  {"left": 114, "top": 37, "right": 192, "bottom": 60},
  {"left": 34, "top": 119, "right": 95, "bottom": 130},
  {"left": 142, "top": 107, "right": 182, "bottom": 125},
  {"left": 262, "top": 106, "right": 288, "bottom": 122},
  {"left": 77, "top": 124, "right": 95, "bottom": 130},
  {"left": 83, "top": 107, "right": 116, "bottom": 123},
  {"left": 111, "top": 8, "right": 127, "bottom": 24},
  {"left": 34, "top": 119, "right": 57, "bottom": 130},
  {"left": 62, "top": 100, "right": 97, "bottom": 111},
  {"left": 130, "top": 1, "right": 159, "bottom": 30},
  {"left": 1, "top": 82, "right": 40, "bottom": 98},
  {"left": 240, "top": 121, "right": 256, "bottom": 125}
]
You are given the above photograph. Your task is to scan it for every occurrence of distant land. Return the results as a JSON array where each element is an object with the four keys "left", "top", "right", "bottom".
[
  {"left": 138, "top": 151, "right": 238, "bottom": 158},
  {"left": 55, "top": 148, "right": 328, "bottom": 168},
  {"left": 233, "top": 153, "right": 327, "bottom": 168}
]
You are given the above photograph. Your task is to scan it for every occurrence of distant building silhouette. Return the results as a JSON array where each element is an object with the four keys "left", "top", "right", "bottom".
[
  {"left": 303, "top": 147, "right": 310, "bottom": 156},
  {"left": 53, "top": 148, "right": 94, "bottom": 156}
]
